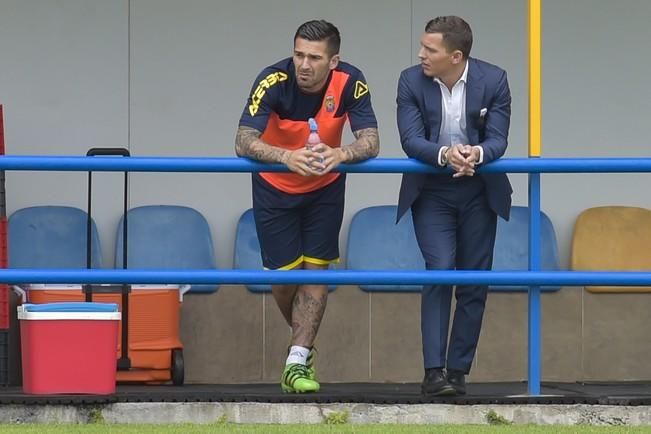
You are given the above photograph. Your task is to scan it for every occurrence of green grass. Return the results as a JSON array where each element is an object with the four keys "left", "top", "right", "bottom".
[{"left": 1, "top": 425, "right": 651, "bottom": 433}]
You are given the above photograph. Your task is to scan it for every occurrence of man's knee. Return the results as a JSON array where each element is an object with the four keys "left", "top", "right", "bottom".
[
  {"left": 303, "top": 261, "right": 328, "bottom": 270},
  {"left": 425, "top": 259, "right": 455, "bottom": 271},
  {"left": 272, "top": 283, "right": 299, "bottom": 296}
]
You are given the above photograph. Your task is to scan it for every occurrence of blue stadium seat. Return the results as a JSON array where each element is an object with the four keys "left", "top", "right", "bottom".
[
  {"left": 8, "top": 205, "right": 102, "bottom": 269},
  {"left": 233, "top": 209, "right": 268, "bottom": 293},
  {"left": 233, "top": 208, "right": 337, "bottom": 293},
  {"left": 346, "top": 205, "right": 560, "bottom": 293},
  {"left": 346, "top": 205, "right": 424, "bottom": 292},
  {"left": 491, "top": 206, "right": 561, "bottom": 292},
  {"left": 115, "top": 205, "right": 217, "bottom": 293}
]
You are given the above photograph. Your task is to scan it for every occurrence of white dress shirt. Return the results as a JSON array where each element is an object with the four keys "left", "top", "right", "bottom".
[{"left": 435, "top": 61, "right": 483, "bottom": 166}]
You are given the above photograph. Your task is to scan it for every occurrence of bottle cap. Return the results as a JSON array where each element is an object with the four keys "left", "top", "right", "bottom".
[{"left": 308, "top": 118, "right": 318, "bottom": 132}]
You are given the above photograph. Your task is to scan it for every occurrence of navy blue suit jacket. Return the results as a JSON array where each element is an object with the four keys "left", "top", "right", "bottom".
[{"left": 396, "top": 58, "right": 513, "bottom": 222}]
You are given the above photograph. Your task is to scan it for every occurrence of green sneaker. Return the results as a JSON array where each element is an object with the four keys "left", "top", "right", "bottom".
[
  {"left": 281, "top": 363, "right": 320, "bottom": 393},
  {"left": 306, "top": 347, "right": 317, "bottom": 381},
  {"left": 285, "top": 345, "right": 318, "bottom": 380}
]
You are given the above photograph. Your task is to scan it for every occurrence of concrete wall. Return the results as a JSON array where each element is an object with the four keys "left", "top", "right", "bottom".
[{"left": 1, "top": 0, "right": 650, "bottom": 383}]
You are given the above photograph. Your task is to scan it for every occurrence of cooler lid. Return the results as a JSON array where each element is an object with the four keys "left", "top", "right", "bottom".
[
  {"left": 22, "top": 302, "right": 119, "bottom": 313},
  {"left": 26, "top": 284, "right": 180, "bottom": 290}
]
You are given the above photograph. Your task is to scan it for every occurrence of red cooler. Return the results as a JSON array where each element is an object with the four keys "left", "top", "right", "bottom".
[
  {"left": 24, "top": 284, "right": 186, "bottom": 383},
  {"left": 18, "top": 302, "right": 120, "bottom": 394}
]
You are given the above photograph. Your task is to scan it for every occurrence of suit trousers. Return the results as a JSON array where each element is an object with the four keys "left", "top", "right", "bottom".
[{"left": 411, "top": 175, "right": 497, "bottom": 373}]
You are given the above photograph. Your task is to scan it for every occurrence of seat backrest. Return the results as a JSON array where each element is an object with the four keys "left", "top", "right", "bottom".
[
  {"left": 233, "top": 208, "right": 336, "bottom": 293},
  {"left": 346, "top": 205, "right": 561, "bottom": 292},
  {"left": 115, "top": 205, "right": 217, "bottom": 293},
  {"left": 491, "top": 206, "right": 561, "bottom": 292},
  {"left": 233, "top": 209, "right": 268, "bottom": 293},
  {"left": 8, "top": 205, "right": 102, "bottom": 269},
  {"left": 346, "top": 205, "right": 424, "bottom": 292},
  {"left": 571, "top": 206, "right": 651, "bottom": 293}
]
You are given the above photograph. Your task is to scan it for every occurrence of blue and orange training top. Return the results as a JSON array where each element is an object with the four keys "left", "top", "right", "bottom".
[{"left": 238, "top": 57, "right": 377, "bottom": 194}]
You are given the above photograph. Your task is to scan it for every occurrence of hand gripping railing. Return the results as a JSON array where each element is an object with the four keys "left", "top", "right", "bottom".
[{"left": 3, "top": 155, "right": 651, "bottom": 395}]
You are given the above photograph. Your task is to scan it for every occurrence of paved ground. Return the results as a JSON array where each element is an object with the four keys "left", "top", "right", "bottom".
[{"left": 1, "top": 382, "right": 651, "bottom": 425}]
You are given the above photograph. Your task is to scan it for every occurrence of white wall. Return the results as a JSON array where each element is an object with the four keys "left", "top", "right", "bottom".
[
  {"left": 0, "top": 0, "right": 128, "bottom": 266},
  {"left": 0, "top": 0, "right": 649, "bottom": 269},
  {"left": 542, "top": 0, "right": 651, "bottom": 263}
]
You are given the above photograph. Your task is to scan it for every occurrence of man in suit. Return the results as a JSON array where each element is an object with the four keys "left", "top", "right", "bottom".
[{"left": 396, "top": 16, "right": 512, "bottom": 396}]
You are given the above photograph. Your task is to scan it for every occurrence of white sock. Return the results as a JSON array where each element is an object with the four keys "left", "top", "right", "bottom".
[{"left": 286, "top": 345, "right": 310, "bottom": 366}]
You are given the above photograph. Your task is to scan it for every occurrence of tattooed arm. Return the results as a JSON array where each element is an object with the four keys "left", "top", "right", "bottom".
[
  {"left": 235, "top": 125, "right": 288, "bottom": 163},
  {"left": 341, "top": 127, "right": 380, "bottom": 163},
  {"left": 311, "top": 127, "right": 379, "bottom": 174},
  {"left": 235, "top": 125, "right": 321, "bottom": 176}
]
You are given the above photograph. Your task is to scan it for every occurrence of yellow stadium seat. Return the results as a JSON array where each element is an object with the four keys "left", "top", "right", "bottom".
[{"left": 570, "top": 206, "right": 651, "bottom": 293}]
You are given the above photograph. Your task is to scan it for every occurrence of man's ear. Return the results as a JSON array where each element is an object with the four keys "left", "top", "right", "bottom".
[
  {"left": 451, "top": 50, "right": 464, "bottom": 65},
  {"left": 329, "top": 54, "right": 340, "bottom": 70}
]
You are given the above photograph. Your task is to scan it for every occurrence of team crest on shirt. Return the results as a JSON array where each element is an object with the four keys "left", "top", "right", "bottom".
[{"left": 324, "top": 94, "right": 335, "bottom": 112}]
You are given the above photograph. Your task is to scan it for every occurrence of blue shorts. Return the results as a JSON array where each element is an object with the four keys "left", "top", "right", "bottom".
[{"left": 252, "top": 173, "right": 345, "bottom": 270}]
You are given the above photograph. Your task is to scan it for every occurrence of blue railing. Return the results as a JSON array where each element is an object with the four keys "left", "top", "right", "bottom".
[
  {"left": 2, "top": 155, "right": 651, "bottom": 173},
  {"left": 2, "top": 269, "right": 651, "bottom": 286},
  {"left": 2, "top": 155, "right": 650, "bottom": 395}
]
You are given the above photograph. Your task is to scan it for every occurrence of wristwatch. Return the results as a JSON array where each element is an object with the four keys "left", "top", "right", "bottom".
[{"left": 440, "top": 146, "right": 450, "bottom": 166}]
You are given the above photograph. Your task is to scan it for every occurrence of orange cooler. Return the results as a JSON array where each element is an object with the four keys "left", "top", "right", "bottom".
[
  {"left": 18, "top": 302, "right": 120, "bottom": 394},
  {"left": 25, "top": 284, "right": 188, "bottom": 383}
]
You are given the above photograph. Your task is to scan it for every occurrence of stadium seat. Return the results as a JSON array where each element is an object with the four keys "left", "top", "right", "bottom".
[
  {"left": 233, "top": 208, "right": 336, "bottom": 293},
  {"left": 115, "top": 205, "right": 217, "bottom": 293},
  {"left": 346, "top": 205, "right": 424, "bottom": 292},
  {"left": 233, "top": 209, "right": 268, "bottom": 293},
  {"left": 8, "top": 205, "right": 102, "bottom": 269},
  {"left": 570, "top": 206, "right": 651, "bottom": 293},
  {"left": 346, "top": 205, "right": 560, "bottom": 292},
  {"left": 491, "top": 206, "right": 561, "bottom": 291}
]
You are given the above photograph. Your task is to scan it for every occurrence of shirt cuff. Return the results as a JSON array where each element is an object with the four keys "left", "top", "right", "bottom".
[
  {"left": 475, "top": 145, "right": 484, "bottom": 164},
  {"left": 438, "top": 146, "right": 449, "bottom": 166}
]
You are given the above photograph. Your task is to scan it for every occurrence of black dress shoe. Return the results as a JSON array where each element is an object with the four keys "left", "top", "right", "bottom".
[
  {"left": 446, "top": 369, "right": 466, "bottom": 395},
  {"left": 421, "top": 368, "right": 456, "bottom": 396}
]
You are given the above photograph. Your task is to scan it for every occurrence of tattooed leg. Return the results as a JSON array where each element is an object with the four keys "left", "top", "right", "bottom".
[
  {"left": 290, "top": 284, "right": 328, "bottom": 348},
  {"left": 290, "top": 262, "right": 329, "bottom": 347}
]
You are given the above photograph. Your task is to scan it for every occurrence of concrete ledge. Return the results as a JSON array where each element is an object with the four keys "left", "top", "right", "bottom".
[{"left": 2, "top": 403, "right": 651, "bottom": 425}]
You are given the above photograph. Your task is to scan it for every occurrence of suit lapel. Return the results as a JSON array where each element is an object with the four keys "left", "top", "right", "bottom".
[
  {"left": 465, "top": 58, "right": 485, "bottom": 144},
  {"left": 421, "top": 75, "right": 442, "bottom": 142}
]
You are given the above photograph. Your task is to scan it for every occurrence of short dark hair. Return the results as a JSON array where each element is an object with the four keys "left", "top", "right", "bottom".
[
  {"left": 294, "top": 20, "right": 341, "bottom": 56},
  {"left": 425, "top": 16, "right": 473, "bottom": 59}
]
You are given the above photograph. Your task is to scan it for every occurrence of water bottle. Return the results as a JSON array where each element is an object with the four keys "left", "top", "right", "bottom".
[
  {"left": 306, "top": 118, "right": 324, "bottom": 169},
  {"left": 306, "top": 118, "right": 320, "bottom": 150}
]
